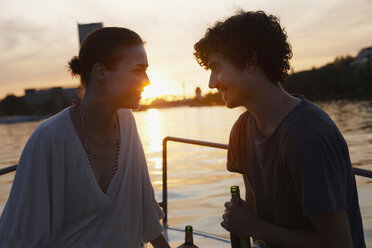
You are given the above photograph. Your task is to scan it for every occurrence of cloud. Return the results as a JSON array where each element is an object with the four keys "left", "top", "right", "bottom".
[
  {"left": 0, "top": 0, "right": 372, "bottom": 98},
  {"left": 0, "top": 18, "right": 47, "bottom": 52}
]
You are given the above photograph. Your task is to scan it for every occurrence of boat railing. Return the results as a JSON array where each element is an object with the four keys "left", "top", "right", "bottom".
[
  {"left": 1, "top": 136, "right": 372, "bottom": 228},
  {"left": 160, "top": 136, "right": 228, "bottom": 226},
  {"left": 0, "top": 165, "right": 17, "bottom": 175},
  {"left": 159, "top": 136, "right": 372, "bottom": 227}
]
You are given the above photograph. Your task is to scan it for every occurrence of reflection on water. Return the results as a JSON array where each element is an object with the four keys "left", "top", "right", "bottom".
[
  {"left": 0, "top": 102, "right": 372, "bottom": 245},
  {"left": 145, "top": 109, "right": 162, "bottom": 155},
  {"left": 318, "top": 100, "right": 372, "bottom": 134},
  {"left": 317, "top": 100, "right": 372, "bottom": 170}
]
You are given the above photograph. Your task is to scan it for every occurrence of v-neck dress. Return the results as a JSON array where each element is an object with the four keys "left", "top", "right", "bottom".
[{"left": 0, "top": 107, "right": 164, "bottom": 248}]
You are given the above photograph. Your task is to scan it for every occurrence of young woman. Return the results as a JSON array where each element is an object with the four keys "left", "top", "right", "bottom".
[{"left": 0, "top": 27, "right": 171, "bottom": 248}]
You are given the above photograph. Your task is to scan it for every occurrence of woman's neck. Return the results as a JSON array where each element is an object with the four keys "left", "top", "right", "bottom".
[{"left": 79, "top": 91, "right": 118, "bottom": 134}]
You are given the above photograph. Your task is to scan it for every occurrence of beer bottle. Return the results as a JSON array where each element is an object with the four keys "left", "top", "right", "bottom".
[
  {"left": 230, "top": 185, "right": 250, "bottom": 248},
  {"left": 177, "top": 225, "right": 199, "bottom": 248}
]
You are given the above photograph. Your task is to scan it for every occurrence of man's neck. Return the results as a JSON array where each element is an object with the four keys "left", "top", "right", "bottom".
[{"left": 246, "top": 83, "right": 301, "bottom": 139}]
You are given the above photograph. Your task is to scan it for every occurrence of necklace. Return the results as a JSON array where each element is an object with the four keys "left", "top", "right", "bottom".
[{"left": 73, "top": 99, "right": 121, "bottom": 193}]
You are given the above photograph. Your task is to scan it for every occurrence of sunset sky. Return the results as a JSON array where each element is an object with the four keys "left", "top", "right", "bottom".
[{"left": 0, "top": 0, "right": 371, "bottom": 100}]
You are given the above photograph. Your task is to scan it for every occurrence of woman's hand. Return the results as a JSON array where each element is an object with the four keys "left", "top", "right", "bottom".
[
  {"left": 150, "top": 234, "right": 171, "bottom": 248},
  {"left": 221, "top": 200, "right": 261, "bottom": 238}
]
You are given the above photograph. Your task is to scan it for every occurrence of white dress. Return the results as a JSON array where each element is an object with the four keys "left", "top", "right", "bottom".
[{"left": 0, "top": 107, "right": 164, "bottom": 248}]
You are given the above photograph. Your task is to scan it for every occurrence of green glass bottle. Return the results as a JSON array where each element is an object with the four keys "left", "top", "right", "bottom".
[
  {"left": 177, "top": 225, "right": 199, "bottom": 248},
  {"left": 230, "top": 185, "right": 251, "bottom": 248}
]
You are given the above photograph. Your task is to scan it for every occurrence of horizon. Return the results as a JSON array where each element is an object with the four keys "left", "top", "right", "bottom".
[
  {"left": 1, "top": 0, "right": 372, "bottom": 99},
  {"left": 0, "top": 47, "right": 367, "bottom": 104}
]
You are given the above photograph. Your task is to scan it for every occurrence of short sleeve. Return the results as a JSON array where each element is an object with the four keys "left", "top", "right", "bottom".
[
  {"left": 290, "top": 128, "right": 349, "bottom": 216},
  {"left": 227, "top": 111, "right": 249, "bottom": 173}
]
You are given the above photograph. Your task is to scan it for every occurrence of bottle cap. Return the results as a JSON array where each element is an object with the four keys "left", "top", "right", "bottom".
[
  {"left": 185, "top": 225, "right": 193, "bottom": 232},
  {"left": 230, "top": 185, "right": 240, "bottom": 194}
]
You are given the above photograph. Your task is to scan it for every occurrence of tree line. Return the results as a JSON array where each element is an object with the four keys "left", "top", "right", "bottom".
[{"left": 283, "top": 56, "right": 372, "bottom": 100}]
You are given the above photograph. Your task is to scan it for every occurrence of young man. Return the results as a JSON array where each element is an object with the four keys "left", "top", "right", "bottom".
[{"left": 194, "top": 11, "right": 365, "bottom": 248}]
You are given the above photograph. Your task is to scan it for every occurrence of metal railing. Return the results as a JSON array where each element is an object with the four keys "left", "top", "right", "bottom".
[
  {"left": 160, "top": 136, "right": 229, "bottom": 225},
  {"left": 1, "top": 135, "right": 372, "bottom": 227},
  {"left": 0, "top": 165, "right": 17, "bottom": 175},
  {"left": 158, "top": 136, "right": 372, "bottom": 226}
]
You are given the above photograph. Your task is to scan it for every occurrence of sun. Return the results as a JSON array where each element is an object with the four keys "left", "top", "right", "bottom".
[{"left": 141, "top": 70, "right": 171, "bottom": 100}]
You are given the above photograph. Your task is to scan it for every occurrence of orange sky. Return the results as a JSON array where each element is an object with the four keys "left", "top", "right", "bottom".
[{"left": 0, "top": 0, "right": 372, "bottom": 100}]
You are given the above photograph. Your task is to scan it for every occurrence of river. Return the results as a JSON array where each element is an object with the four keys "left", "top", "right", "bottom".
[{"left": 0, "top": 101, "right": 372, "bottom": 245}]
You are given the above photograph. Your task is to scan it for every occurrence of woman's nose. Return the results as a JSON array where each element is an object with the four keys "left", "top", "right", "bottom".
[{"left": 141, "top": 73, "right": 150, "bottom": 87}]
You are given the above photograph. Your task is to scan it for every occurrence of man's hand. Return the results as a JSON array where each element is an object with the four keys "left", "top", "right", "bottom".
[
  {"left": 221, "top": 200, "right": 261, "bottom": 237},
  {"left": 222, "top": 205, "right": 353, "bottom": 248}
]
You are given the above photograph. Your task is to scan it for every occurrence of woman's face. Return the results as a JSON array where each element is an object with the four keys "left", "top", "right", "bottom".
[{"left": 103, "top": 44, "right": 150, "bottom": 109}]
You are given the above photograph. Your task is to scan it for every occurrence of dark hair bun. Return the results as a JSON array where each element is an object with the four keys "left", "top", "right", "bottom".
[{"left": 68, "top": 56, "right": 81, "bottom": 75}]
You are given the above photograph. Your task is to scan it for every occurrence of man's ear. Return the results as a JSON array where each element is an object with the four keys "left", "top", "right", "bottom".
[
  {"left": 244, "top": 64, "right": 257, "bottom": 74},
  {"left": 245, "top": 50, "right": 258, "bottom": 74},
  {"left": 92, "top": 63, "right": 106, "bottom": 82}
]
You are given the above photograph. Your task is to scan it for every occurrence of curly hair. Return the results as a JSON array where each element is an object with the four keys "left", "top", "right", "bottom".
[{"left": 194, "top": 10, "right": 292, "bottom": 84}]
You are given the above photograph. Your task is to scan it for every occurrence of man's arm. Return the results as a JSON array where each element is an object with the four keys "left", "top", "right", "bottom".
[
  {"left": 309, "top": 211, "right": 353, "bottom": 247},
  {"left": 222, "top": 202, "right": 353, "bottom": 248}
]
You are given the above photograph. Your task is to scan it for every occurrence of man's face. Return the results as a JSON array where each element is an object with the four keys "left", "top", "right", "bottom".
[{"left": 207, "top": 54, "right": 255, "bottom": 108}]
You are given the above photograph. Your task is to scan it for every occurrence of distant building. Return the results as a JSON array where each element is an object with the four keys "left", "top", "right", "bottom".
[
  {"left": 190, "top": 87, "right": 203, "bottom": 106},
  {"left": 78, "top": 22, "right": 104, "bottom": 45},
  {"left": 352, "top": 46, "right": 372, "bottom": 67},
  {"left": 195, "top": 87, "right": 202, "bottom": 101}
]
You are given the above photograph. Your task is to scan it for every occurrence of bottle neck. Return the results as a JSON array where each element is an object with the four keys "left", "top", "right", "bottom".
[
  {"left": 184, "top": 231, "right": 194, "bottom": 245},
  {"left": 231, "top": 192, "right": 242, "bottom": 205}
]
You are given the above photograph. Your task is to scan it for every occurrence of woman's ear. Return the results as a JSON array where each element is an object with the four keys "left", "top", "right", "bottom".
[{"left": 92, "top": 63, "right": 106, "bottom": 82}]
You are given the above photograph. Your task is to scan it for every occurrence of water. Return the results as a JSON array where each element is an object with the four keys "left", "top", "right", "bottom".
[{"left": 1, "top": 101, "right": 372, "bottom": 245}]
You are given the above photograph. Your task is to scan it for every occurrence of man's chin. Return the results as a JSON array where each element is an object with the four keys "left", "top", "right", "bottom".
[
  {"left": 223, "top": 96, "right": 235, "bottom": 108},
  {"left": 224, "top": 100, "right": 237, "bottom": 109}
]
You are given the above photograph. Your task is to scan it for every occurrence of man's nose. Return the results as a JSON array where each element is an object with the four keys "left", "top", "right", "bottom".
[{"left": 209, "top": 72, "right": 218, "bottom": 89}]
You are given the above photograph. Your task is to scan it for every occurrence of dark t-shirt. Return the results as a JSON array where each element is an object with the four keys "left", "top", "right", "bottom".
[{"left": 227, "top": 96, "right": 365, "bottom": 248}]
